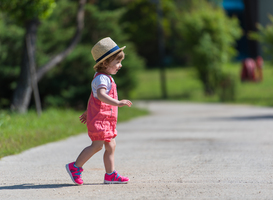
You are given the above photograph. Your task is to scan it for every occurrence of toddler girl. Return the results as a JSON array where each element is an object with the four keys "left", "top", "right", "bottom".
[{"left": 66, "top": 37, "right": 132, "bottom": 185}]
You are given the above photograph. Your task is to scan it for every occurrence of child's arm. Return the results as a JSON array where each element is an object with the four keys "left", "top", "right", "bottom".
[
  {"left": 79, "top": 95, "right": 91, "bottom": 124},
  {"left": 97, "top": 88, "right": 132, "bottom": 107}
]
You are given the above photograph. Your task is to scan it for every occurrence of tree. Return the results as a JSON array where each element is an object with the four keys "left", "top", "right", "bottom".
[
  {"left": 0, "top": 0, "right": 145, "bottom": 110},
  {"left": 121, "top": 0, "right": 178, "bottom": 67},
  {"left": 36, "top": 1, "right": 145, "bottom": 109},
  {"left": 0, "top": 0, "right": 86, "bottom": 113}
]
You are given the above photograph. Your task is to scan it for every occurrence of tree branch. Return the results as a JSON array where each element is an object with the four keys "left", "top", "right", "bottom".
[{"left": 36, "top": 0, "right": 86, "bottom": 82}]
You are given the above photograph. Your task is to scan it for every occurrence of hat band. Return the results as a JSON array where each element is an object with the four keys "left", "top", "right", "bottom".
[{"left": 95, "top": 45, "right": 120, "bottom": 63}]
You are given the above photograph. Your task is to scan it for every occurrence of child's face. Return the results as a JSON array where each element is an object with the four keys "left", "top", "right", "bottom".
[{"left": 105, "top": 58, "right": 124, "bottom": 75}]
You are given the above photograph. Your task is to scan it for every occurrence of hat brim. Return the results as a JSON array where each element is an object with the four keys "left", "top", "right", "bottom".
[{"left": 93, "top": 46, "right": 126, "bottom": 69}]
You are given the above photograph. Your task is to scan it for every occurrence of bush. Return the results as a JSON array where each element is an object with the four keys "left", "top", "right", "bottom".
[{"left": 176, "top": 0, "right": 242, "bottom": 96}]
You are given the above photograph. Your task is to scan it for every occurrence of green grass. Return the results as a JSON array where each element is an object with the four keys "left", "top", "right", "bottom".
[
  {"left": 0, "top": 107, "right": 148, "bottom": 158},
  {"left": 132, "top": 62, "right": 273, "bottom": 107},
  {"left": 222, "top": 62, "right": 273, "bottom": 106}
]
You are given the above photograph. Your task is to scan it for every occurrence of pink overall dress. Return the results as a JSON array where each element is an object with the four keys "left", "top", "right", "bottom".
[{"left": 86, "top": 73, "right": 118, "bottom": 142}]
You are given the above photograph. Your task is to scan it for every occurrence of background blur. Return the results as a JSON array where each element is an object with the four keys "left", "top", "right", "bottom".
[{"left": 1, "top": 0, "right": 273, "bottom": 113}]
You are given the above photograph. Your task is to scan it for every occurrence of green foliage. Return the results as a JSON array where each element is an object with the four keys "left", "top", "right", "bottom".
[
  {"left": 121, "top": 0, "right": 179, "bottom": 66},
  {"left": 0, "top": 0, "right": 144, "bottom": 109},
  {"left": 121, "top": 0, "right": 157, "bottom": 66},
  {"left": 249, "top": 15, "right": 273, "bottom": 60},
  {"left": 176, "top": 0, "right": 242, "bottom": 95},
  {"left": 0, "top": 15, "right": 24, "bottom": 108},
  {"left": 36, "top": 1, "right": 144, "bottom": 109},
  {"left": 0, "top": 0, "right": 245, "bottom": 109},
  {"left": 120, "top": 0, "right": 240, "bottom": 70},
  {"left": 0, "top": 0, "right": 56, "bottom": 24}
]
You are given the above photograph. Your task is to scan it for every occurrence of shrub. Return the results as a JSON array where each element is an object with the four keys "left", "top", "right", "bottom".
[{"left": 176, "top": 0, "right": 242, "bottom": 97}]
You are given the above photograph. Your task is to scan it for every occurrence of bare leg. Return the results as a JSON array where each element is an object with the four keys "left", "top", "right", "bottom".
[
  {"left": 103, "top": 139, "right": 116, "bottom": 173},
  {"left": 75, "top": 140, "right": 104, "bottom": 168}
]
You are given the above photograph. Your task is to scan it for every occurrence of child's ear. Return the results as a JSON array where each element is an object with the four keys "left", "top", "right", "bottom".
[{"left": 103, "top": 61, "right": 108, "bottom": 67}]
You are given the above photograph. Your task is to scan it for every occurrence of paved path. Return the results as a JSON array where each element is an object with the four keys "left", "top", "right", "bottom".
[{"left": 1, "top": 101, "right": 273, "bottom": 199}]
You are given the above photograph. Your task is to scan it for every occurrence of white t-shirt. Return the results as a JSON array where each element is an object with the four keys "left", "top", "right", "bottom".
[{"left": 91, "top": 73, "right": 114, "bottom": 99}]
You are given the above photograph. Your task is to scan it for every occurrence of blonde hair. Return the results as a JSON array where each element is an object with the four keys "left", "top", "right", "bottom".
[{"left": 94, "top": 50, "right": 125, "bottom": 73}]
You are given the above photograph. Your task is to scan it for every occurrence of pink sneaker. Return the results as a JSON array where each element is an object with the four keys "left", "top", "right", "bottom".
[
  {"left": 66, "top": 162, "right": 83, "bottom": 185},
  {"left": 104, "top": 170, "right": 129, "bottom": 184}
]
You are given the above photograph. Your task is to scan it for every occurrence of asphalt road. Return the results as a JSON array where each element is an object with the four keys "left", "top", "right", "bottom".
[{"left": 1, "top": 101, "right": 273, "bottom": 199}]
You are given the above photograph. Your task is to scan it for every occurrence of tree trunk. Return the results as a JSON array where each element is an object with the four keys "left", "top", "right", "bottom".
[
  {"left": 11, "top": 0, "right": 86, "bottom": 113},
  {"left": 243, "top": 0, "right": 259, "bottom": 58},
  {"left": 26, "top": 34, "right": 42, "bottom": 116},
  {"left": 11, "top": 19, "right": 40, "bottom": 113},
  {"left": 155, "top": 0, "right": 167, "bottom": 99}
]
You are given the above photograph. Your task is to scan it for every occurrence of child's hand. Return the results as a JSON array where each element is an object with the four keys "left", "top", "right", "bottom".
[
  {"left": 79, "top": 111, "right": 87, "bottom": 124},
  {"left": 118, "top": 100, "right": 132, "bottom": 107}
]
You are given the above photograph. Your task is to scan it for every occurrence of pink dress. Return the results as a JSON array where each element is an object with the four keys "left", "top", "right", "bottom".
[{"left": 86, "top": 73, "right": 118, "bottom": 142}]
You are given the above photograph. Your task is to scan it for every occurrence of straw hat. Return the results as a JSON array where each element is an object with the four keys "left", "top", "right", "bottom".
[{"left": 91, "top": 37, "right": 126, "bottom": 68}]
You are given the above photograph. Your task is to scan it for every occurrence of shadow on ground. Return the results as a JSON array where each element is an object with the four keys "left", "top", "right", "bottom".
[
  {"left": 210, "top": 114, "right": 273, "bottom": 121},
  {"left": 0, "top": 183, "right": 104, "bottom": 190}
]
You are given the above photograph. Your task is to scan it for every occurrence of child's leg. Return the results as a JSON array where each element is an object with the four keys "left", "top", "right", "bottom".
[
  {"left": 103, "top": 138, "right": 129, "bottom": 184},
  {"left": 75, "top": 140, "right": 104, "bottom": 168},
  {"left": 103, "top": 138, "right": 116, "bottom": 173}
]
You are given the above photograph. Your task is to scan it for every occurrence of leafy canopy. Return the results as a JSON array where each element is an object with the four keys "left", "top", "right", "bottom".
[{"left": 0, "top": 0, "right": 56, "bottom": 24}]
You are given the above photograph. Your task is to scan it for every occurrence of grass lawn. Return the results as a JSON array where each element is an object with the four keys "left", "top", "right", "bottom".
[
  {"left": 0, "top": 106, "right": 148, "bottom": 159},
  {"left": 132, "top": 62, "right": 273, "bottom": 107}
]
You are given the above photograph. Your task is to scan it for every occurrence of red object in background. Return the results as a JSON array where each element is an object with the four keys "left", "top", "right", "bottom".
[
  {"left": 240, "top": 56, "right": 263, "bottom": 82},
  {"left": 241, "top": 58, "right": 256, "bottom": 81}
]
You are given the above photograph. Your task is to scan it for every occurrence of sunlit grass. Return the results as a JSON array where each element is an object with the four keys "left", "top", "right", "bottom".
[
  {"left": 0, "top": 107, "right": 148, "bottom": 158},
  {"left": 132, "top": 62, "right": 273, "bottom": 106}
]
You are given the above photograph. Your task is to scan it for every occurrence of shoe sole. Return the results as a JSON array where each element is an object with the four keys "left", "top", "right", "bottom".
[
  {"left": 65, "top": 164, "right": 83, "bottom": 185},
  {"left": 104, "top": 180, "right": 129, "bottom": 184}
]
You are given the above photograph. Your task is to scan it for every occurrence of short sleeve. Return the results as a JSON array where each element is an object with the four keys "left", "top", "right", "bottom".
[{"left": 91, "top": 74, "right": 112, "bottom": 99}]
